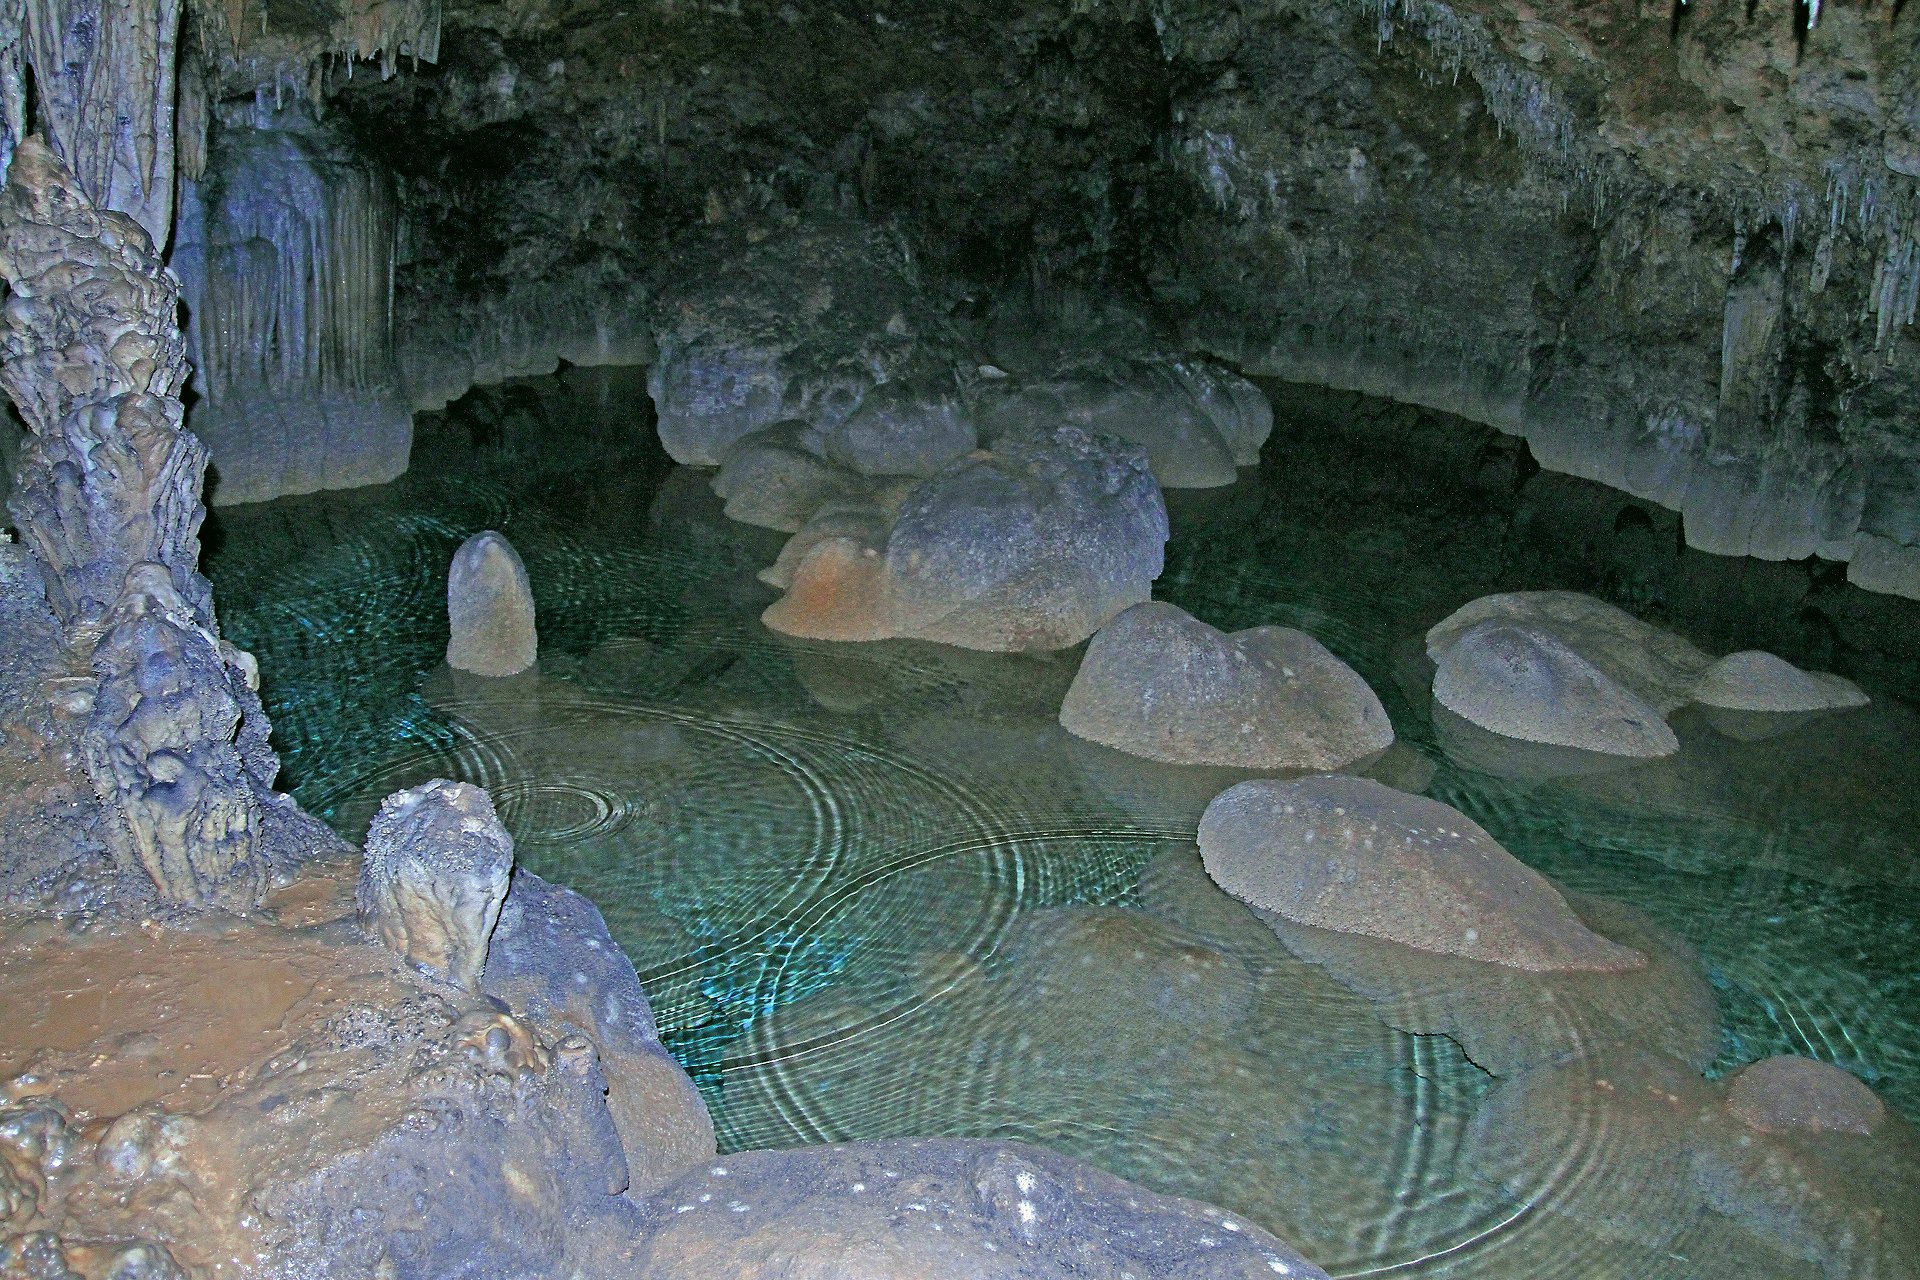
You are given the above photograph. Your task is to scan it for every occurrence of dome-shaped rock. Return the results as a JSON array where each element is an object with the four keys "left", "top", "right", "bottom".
[
  {"left": 447, "top": 531, "right": 537, "bottom": 677},
  {"left": 1691, "top": 650, "right": 1869, "bottom": 713},
  {"left": 1198, "top": 775, "right": 1645, "bottom": 972},
  {"left": 1432, "top": 620, "right": 1680, "bottom": 758},
  {"left": 1426, "top": 591, "right": 1711, "bottom": 714},
  {"left": 1059, "top": 601, "right": 1393, "bottom": 770}
]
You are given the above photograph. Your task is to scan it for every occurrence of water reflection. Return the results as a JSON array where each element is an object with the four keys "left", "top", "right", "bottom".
[{"left": 204, "top": 367, "right": 1920, "bottom": 1277}]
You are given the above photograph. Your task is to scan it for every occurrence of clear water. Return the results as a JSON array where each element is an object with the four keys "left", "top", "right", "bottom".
[{"left": 203, "top": 367, "right": 1920, "bottom": 1277}]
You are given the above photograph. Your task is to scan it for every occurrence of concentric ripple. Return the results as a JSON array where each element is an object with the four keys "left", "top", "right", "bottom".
[{"left": 202, "top": 368, "right": 1920, "bottom": 1280}]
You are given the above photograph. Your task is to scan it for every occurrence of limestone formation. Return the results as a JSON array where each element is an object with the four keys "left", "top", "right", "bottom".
[
  {"left": 1427, "top": 592, "right": 1713, "bottom": 715},
  {"left": 84, "top": 566, "right": 270, "bottom": 911},
  {"left": 5, "top": 0, "right": 183, "bottom": 246},
  {"left": 764, "top": 424, "right": 1170, "bottom": 651},
  {"left": 821, "top": 378, "right": 978, "bottom": 477},
  {"left": 712, "top": 421, "right": 881, "bottom": 533},
  {"left": 482, "top": 869, "right": 717, "bottom": 1195},
  {"left": 1725, "top": 1056, "right": 1886, "bottom": 1137},
  {"left": 446, "top": 531, "right": 538, "bottom": 677},
  {"left": 1469, "top": 1049, "right": 1920, "bottom": 1277},
  {"left": 975, "top": 354, "right": 1271, "bottom": 489},
  {"left": 358, "top": 779, "right": 514, "bottom": 990},
  {"left": 174, "top": 111, "right": 410, "bottom": 506},
  {"left": 1060, "top": 601, "right": 1393, "bottom": 770},
  {"left": 1691, "top": 650, "right": 1869, "bottom": 714},
  {"left": 0, "top": 870, "right": 664, "bottom": 1278},
  {"left": 1432, "top": 620, "right": 1682, "bottom": 759},
  {"left": 0, "top": 138, "right": 210, "bottom": 630},
  {"left": 630, "top": 1139, "right": 1331, "bottom": 1280},
  {"left": 649, "top": 221, "right": 962, "bottom": 466},
  {"left": 1198, "top": 775, "right": 1644, "bottom": 972},
  {"left": 0, "top": 138, "right": 290, "bottom": 910}
]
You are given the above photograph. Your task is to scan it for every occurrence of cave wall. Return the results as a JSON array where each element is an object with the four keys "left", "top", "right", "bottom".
[{"left": 8, "top": 0, "right": 1913, "bottom": 591}]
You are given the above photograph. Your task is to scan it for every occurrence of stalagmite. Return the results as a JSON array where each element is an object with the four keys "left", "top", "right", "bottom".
[{"left": 0, "top": 138, "right": 271, "bottom": 909}]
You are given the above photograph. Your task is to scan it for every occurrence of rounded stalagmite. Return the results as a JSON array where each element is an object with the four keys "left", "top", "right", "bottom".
[{"left": 447, "top": 531, "right": 538, "bottom": 677}]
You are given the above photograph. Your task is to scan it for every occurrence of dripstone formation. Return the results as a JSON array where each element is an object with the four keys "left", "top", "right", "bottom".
[{"left": 0, "top": 139, "right": 327, "bottom": 912}]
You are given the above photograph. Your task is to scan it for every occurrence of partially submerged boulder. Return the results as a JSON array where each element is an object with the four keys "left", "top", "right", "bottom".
[
  {"left": 1059, "top": 601, "right": 1393, "bottom": 770},
  {"left": 1432, "top": 620, "right": 1681, "bottom": 758},
  {"left": 1198, "top": 775, "right": 1644, "bottom": 972},
  {"left": 1691, "top": 651, "right": 1869, "bottom": 714},
  {"left": 1426, "top": 592, "right": 1712, "bottom": 714},
  {"left": 358, "top": 779, "right": 514, "bottom": 991},
  {"left": 821, "top": 378, "right": 978, "bottom": 477},
  {"left": 446, "top": 531, "right": 538, "bottom": 677},
  {"left": 764, "top": 425, "right": 1169, "bottom": 651},
  {"left": 629, "top": 1139, "right": 1330, "bottom": 1280}
]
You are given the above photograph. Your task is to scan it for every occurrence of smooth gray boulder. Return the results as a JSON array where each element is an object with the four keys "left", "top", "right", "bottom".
[
  {"left": 630, "top": 1138, "right": 1331, "bottom": 1280},
  {"left": 1690, "top": 650, "right": 1869, "bottom": 713},
  {"left": 447, "top": 531, "right": 538, "bottom": 677},
  {"left": 1432, "top": 619, "right": 1682, "bottom": 758},
  {"left": 358, "top": 779, "right": 514, "bottom": 991},
  {"left": 712, "top": 421, "right": 870, "bottom": 533},
  {"left": 1198, "top": 775, "right": 1644, "bottom": 972},
  {"left": 884, "top": 425, "right": 1169, "bottom": 649},
  {"left": 764, "top": 425, "right": 1169, "bottom": 651},
  {"left": 1059, "top": 601, "right": 1393, "bottom": 770},
  {"left": 1426, "top": 591, "right": 1711, "bottom": 714}
]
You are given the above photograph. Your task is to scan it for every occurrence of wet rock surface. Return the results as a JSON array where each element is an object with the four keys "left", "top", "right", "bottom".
[
  {"left": 358, "top": 779, "right": 515, "bottom": 990},
  {"left": 629, "top": 1139, "right": 1331, "bottom": 1280},
  {"left": 1060, "top": 601, "right": 1393, "bottom": 770},
  {"left": 764, "top": 424, "right": 1170, "bottom": 651},
  {"left": 1199, "top": 775, "right": 1643, "bottom": 973}
]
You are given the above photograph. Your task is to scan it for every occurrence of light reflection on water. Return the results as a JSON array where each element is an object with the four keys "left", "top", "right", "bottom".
[{"left": 204, "top": 367, "right": 1920, "bottom": 1278}]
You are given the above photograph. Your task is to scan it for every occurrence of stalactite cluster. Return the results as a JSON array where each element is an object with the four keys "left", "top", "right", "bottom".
[
  {"left": 3, "top": 0, "right": 184, "bottom": 246},
  {"left": 177, "top": 117, "right": 396, "bottom": 403},
  {"left": 0, "top": 137, "right": 269, "bottom": 909}
]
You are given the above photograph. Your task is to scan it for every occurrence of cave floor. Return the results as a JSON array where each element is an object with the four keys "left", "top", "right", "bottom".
[{"left": 200, "top": 366, "right": 1920, "bottom": 1278}]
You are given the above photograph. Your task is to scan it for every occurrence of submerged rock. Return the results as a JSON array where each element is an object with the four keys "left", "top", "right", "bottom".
[
  {"left": 1690, "top": 650, "right": 1869, "bottom": 713},
  {"left": 446, "top": 531, "right": 538, "bottom": 677},
  {"left": 764, "top": 424, "right": 1169, "bottom": 651},
  {"left": 1725, "top": 1056, "right": 1886, "bottom": 1137},
  {"left": 1432, "top": 620, "right": 1682, "bottom": 758},
  {"left": 1469, "top": 1048, "right": 1920, "bottom": 1278},
  {"left": 358, "top": 779, "right": 514, "bottom": 991},
  {"left": 630, "top": 1138, "right": 1331, "bottom": 1280},
  {"left": 1198, "top": 775, "right": 1644, "bottom": 972},
  {"left": 1059, "top": 601, "right": 1393, "bottom": 770}
]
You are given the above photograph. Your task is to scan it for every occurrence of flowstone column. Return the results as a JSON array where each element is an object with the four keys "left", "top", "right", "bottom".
[{"left": 0, "top": 138, "right": 269, "bottom": 909}]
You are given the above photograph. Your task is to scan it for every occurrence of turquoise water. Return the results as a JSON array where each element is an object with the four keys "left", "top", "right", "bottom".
[{"left": 204, "top": 367, "right": 1920, "bottom": 1277}]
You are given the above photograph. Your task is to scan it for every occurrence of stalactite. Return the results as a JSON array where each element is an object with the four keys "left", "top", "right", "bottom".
[
  {"left": 16, "top": 0, "right": 183, "bottom": 247},
  {"left": 177, "top": 112, "right": 398, "bottom": 403},
  {"left": 0, "top": 137, "right": 270, "bottom": 909},
  {"left": 0, "top": 0, "right": 25, "bottom": 186}
]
